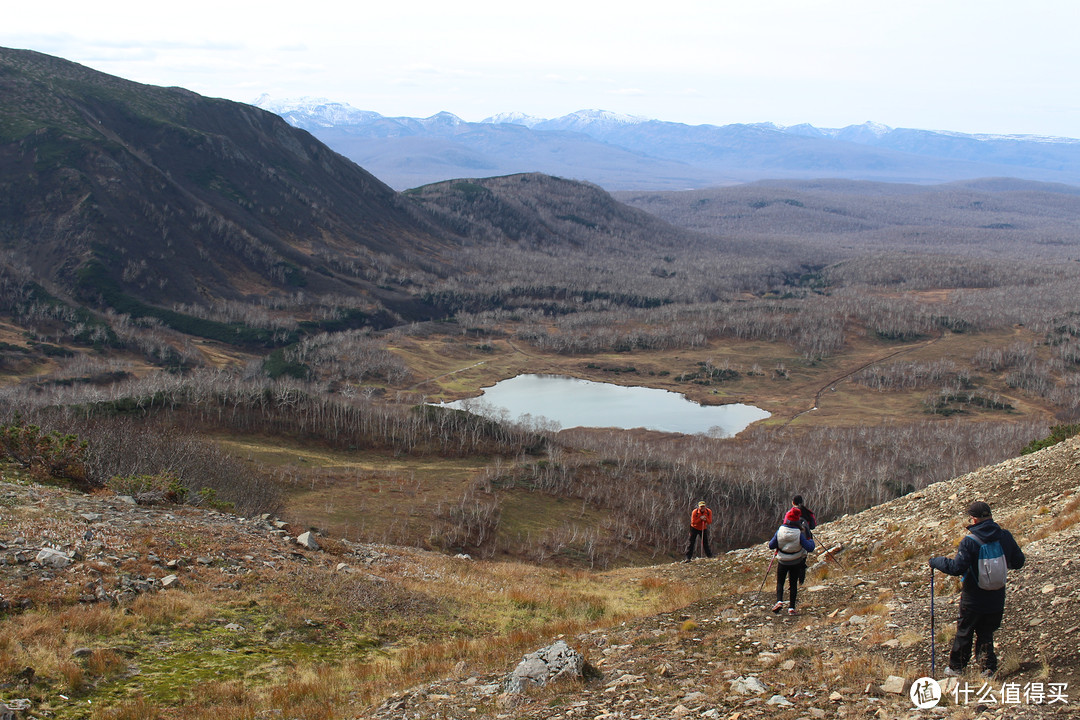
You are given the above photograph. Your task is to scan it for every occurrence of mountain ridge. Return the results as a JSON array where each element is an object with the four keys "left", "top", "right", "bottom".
[
  {"left": 255, "top": 98, "right": 1080, "bottom": 191},
  {"left": 0, "top": 47, "right": 456, "bottom": 328}
]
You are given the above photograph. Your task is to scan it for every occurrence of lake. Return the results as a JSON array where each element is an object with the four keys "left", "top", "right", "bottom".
[{"left": 434, "top": 374, "right": 770, "bottom": 437}]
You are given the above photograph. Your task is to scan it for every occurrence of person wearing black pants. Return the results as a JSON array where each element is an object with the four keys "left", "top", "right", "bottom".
[
  {"left": 683, "top": 500, "right": 713, "bottom": 562},
  {"left": 768, "top": 507, "right": 815, "bottom": 615},
  {"left": 930, "top": 501, "right": 1025, "bottom": 676}
]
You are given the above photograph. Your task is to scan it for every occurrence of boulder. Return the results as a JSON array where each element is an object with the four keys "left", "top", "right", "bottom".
[
  {"left": 35, "top": 548, "right": 72, "bottom": 568},
  {"left": 730, "top": 675, "right": 768, "bottom": 695},
  {"left": 296, "top": 531, "right": 320, "bottom": 551},
  {"left": 504, "top": 640, "right": 585, "bottom": 694}
]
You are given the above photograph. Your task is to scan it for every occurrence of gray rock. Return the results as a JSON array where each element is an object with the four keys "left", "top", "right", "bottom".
[
  {"left": 160, "top": 574, "right": 180, "bottom": 589},
  {"left": 766, "top": 694, "right": 793, "bottom": 706},
  {"left": 730, "top": 675, "right": 768, "bottom": 695},
  {"left": 880, "top": 675, "right": 906, "bottom": 694},
  {"left": 505, "top": 640, "right": 585, "bottom": 694},
  {"left": 35, "top": 548, "right": 72, "bottom": 568},
  {"left": 296, "top": 531, "right": 320, "bottom": 551}
]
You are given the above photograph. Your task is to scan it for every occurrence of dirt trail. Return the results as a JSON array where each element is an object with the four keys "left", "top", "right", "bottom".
[
  {"left": 784, "top": 332, "right": 944, "bottom": 426},
  {"left": 406, "top": 360, "right": 489, "bottom": 391}
]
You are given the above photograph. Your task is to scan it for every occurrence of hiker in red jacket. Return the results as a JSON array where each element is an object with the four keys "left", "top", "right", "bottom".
[{"left": 683, "top": 501, "right": 713, "bottom": 562}]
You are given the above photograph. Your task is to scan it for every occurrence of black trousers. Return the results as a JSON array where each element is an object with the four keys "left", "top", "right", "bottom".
[
  {"left": 685, "top": 527, "right": 712, "bottom": 559},
  {"left": 776, "top": 561, "right": 806, "bottom": 607},
  {"left": 949, "top": 606, "right": 1003, "bottom": 673}
]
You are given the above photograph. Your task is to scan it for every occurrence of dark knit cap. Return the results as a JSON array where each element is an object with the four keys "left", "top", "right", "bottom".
[{"left": 967, "top": 501, "right": 992, "bottom": 519}]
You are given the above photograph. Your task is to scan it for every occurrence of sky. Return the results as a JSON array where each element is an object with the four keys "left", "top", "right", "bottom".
[{"left": 3, "top": 0, "right": 1079, "bottom": 138}]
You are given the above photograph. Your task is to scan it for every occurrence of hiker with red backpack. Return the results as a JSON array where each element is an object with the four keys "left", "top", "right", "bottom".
[
  {"left": 768, "top": 507, "right": 815, "bottom": 615},
  {"left": 929, "top": 501, "right": 1025, "bottom": 677}
]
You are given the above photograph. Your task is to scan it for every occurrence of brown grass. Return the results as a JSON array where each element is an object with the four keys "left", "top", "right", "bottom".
[
  {"left": 388, "top": 325, "right": 1052, "bottom": 428},
  {"left": 91, "top": 696, "right": 165, "bottom": 720}
]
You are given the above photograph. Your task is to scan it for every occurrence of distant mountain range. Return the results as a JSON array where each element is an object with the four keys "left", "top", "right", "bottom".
[
  {"left": 254, "top": 97, "right": 1080, "bottom": 191},
  {"left": 0, "top": 48, "right": 708, "bottom": 336}
]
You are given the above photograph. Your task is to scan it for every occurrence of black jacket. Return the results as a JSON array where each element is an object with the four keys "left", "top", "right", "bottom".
[{"left": 930, "top": 518, "right": 1025, "bottom": 612}]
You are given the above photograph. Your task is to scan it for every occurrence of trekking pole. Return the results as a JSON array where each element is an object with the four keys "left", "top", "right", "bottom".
[
  {"left": 758, "top": 552, "right": 777, "bottom": 593},
  {"left": 698, "top": 532, "right": 704, "bottom": 560},
  {"left": 930, "top": 566, "right": 936, "bottom": 676}
]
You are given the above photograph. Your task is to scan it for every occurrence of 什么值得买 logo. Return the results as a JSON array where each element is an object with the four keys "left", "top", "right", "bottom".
[{"left": 910, "top": 677, "right": 942, "bottom": 709}]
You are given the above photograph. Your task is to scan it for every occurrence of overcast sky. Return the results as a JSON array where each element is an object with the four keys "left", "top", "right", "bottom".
[{"left": 4, "top": 0, "right": 1078, "bottom": 137}]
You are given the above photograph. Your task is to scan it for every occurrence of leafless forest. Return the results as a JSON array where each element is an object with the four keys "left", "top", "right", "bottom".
[{"left": 3, "top": 178, "right": 1080, "bottom": 566}]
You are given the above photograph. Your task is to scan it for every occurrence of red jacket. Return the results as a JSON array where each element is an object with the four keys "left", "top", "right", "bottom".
[{"left": 690, "top": 507, "right": 713, "bottom": 530}]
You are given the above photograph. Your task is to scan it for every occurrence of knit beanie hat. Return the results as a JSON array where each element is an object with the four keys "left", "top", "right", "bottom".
[
  {"left": 784, "top": 507, "right": 802, "bottom": 524},
  {"left": 967, "top": 501, "right": 992, "bottom": 519}
]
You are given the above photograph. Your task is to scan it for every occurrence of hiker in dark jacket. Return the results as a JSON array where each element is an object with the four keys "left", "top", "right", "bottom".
[
  {"left": 930, "top": 501, "right": 1025, "bottom": 677},
  {"left": 768, "top": 507, "right": 816, "bottom": 615},
  {"left": 791, "top": 494, "right": 817, "bottom": 539}
]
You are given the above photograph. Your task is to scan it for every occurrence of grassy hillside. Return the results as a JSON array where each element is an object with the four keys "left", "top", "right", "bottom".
[{"left": 2, "top": 432, "right": 1076, "bottom": 719}]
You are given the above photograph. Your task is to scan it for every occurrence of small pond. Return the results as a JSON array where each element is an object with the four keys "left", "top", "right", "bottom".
[{"left": 433, "top": 374, "right": 770, "bottom": 437}]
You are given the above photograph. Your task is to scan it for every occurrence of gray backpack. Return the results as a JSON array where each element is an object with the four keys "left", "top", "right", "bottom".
[{"left": 969, "top": 535, "right": 1007, "bottom": 591}]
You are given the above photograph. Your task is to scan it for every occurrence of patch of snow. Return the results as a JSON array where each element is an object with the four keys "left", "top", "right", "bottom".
[
  {"left": 560, "top": 109, "right": 650, "bottom": 126},
  {"left": 250, "top": 96, "right": 382, "bottom": 127},
  {"left": 482, "top": 112, "right": 545, "bottom": 128}
]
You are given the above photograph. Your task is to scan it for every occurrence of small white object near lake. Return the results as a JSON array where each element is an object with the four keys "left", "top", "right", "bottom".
[{"left": 433, "top": 374, "right": 769, "bottom": 437}]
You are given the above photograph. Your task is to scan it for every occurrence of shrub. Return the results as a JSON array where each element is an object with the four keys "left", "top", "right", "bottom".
[
  {"left": 0, "top": 415, "right": 89, "bottom": 485},
  {"left": 105, "top": 472, "right": 187, "bottom": 504},
  {"left": 1022, "top": 424, "right": 1080, "bottom": 455},
  {"left": 193, "top": 487, "right": 235, "bottom": 512}
]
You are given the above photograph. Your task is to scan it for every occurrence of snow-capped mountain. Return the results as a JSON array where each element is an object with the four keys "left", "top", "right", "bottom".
[
  {"left": 416, "top": 111, "right": 467, "bottom": 130},
  {"left": 532, "top": 109, "right": 650, "bottom": 133},
  {"left": 481, "top": 112, "right": 545, "bottom": 128},
  {"left": 253, "top": 97, "right": 1080, "bottom": 191},
  {"left": 251, "top": 95, "right": 382, "bottom": 128}
]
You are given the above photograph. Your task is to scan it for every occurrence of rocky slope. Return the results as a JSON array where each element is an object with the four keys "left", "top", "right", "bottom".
[
  {"left": 2, "top": 436, "right": 1078, "bottom": 719},
  {"left": 368, "top": 437, "right": 1080, "bottom": 719}
]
